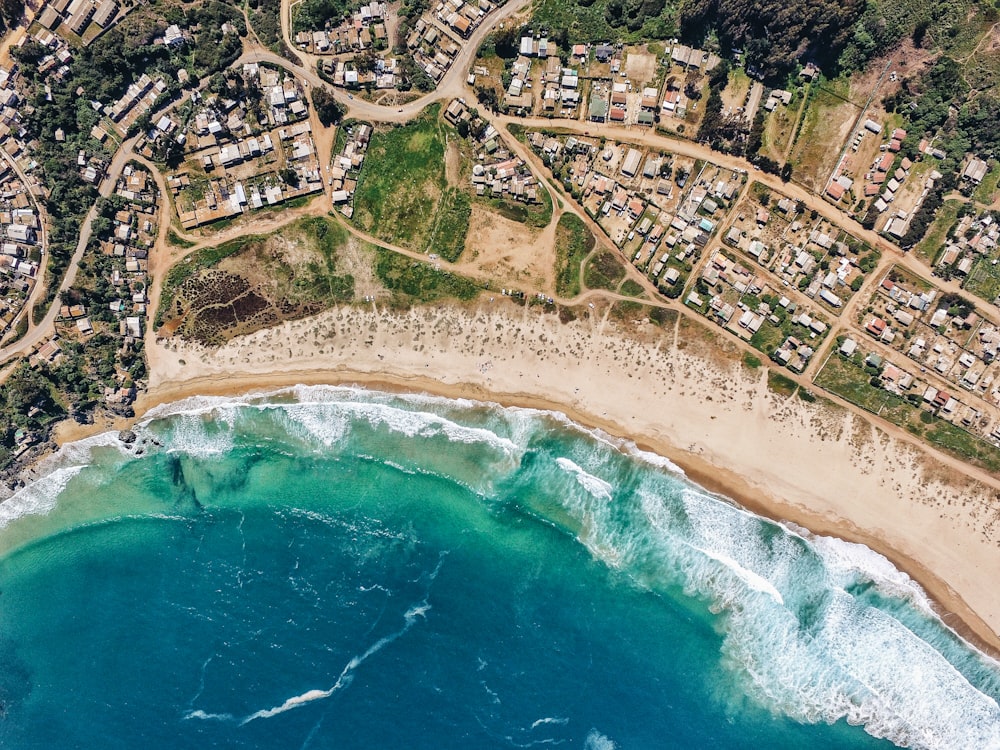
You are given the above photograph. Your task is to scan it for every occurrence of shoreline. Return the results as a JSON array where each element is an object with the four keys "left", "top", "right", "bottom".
[
  {"left": 40, "top": 301, "right": 1000, "bottom": 663},
  {"left": 129, "top": 367, "right": 1000, "bottom": 660}
]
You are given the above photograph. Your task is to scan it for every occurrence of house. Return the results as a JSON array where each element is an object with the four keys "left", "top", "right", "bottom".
[
  {"left": 163, "top": 23, "right": 185, "bottom": 46},
  {"left": 963, "top": 158, "right": 989, "bottom": 184},
  {"left": 865, "top": 317, "right": 887, "bottom": 336},
  {"left": 38, "top": 6, "right": 61, "bottom": 29},
  {"left": 92, "top": 0, "right": 118, "bottom": 27},
  {"left": 594, "top": 44, "right": 614, "bottom": 62},
  {"left": 826, "top": 182, "right": 846, "bottom": 201},
  {"left": 621, "top": 148, "right": 642, "bottom": 177}
]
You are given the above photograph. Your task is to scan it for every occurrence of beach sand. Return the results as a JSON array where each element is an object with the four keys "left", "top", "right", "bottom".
[{"left": 129, "top": 300, "right": 1000, "bottom": 656}]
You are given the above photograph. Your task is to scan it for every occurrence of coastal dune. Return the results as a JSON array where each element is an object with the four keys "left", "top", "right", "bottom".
[{"left": 142, "top": 300, "right": 1000, "bottom": 655}]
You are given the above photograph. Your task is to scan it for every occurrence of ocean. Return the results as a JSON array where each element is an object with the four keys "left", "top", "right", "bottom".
[{"left": 0, "top": 385, "right": 997, "bottom": 749}]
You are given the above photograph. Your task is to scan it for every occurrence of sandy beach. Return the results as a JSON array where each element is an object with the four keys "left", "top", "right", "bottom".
[{"left": 126, "top": 300, "right": 1000, "bottom": 656}]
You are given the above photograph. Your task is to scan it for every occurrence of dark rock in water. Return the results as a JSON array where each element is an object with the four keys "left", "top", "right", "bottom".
[
  {"left": 119, "top": 430, "right": 137, "bottom": 445},
  {"left": 134, "top": 448, "right": 144, "bottom": 456}
]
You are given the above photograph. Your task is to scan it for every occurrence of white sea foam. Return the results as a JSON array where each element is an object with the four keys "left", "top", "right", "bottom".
[
  {"left": 583, "top": 729, "right": 616, "bottom": 750},
  {"left": 241, "top": 563, "right": 438, "bottom": 725},
  {"left": 691, "top": 546, "right": 784, "bottom": 605},
  {"left": 554, "top": 457, "right": 613, "bottom": 500},
  {"left": 531, "top": 717, "right": 569, "bottom": 730},
  {"left": 0, "top": 466, "right": 85, "bottom": 529},
  {"left": 622, "top": 486, "right": 1000, "bottom": 750},
  {"left": 183, "top": 709, "right": 234, "bottom": 721},
  {"left": 20, "top": 384, "right": 1000, "bottom": 749}
]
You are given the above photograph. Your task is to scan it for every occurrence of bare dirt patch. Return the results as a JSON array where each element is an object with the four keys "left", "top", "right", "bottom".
[
  {"left": 624, "top": 48, "right": 657, "bottom": 86},
  {"left": 851, "top": 40, "right": 937, "bottom": 105},
  {"left": 457, "top": 205, "right": 553, "bottom": 290},
  {"left": 445, "top": 138, "right": 463, "bottom": 186}
]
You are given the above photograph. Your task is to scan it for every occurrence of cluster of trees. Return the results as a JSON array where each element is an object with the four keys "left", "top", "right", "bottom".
[
  {"left": 292, "top": 0, "right": 353, "bottom": 33},
  {"left": 0, "top": 0, "right": 21, "bottom": 35},
  {"left": 311, "top": 86, "right": 346, "bottom": 126},
  {"left": 696, "top": 62, "right": 756, "bottom": 153},
  {"left": 602, "top": 0, "right": 675, "bottom": 35},
  {"left": 397, "top": 55, "right": 435, "bottom": 92},
  {"left": 679, "top": 0, "right": 864, "bottom": 80}
]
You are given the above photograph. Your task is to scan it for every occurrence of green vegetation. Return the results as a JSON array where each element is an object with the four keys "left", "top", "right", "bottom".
[
  {"left": 913, "top": 199, "right": 962, "bottom": 265},
  {"left": 157, "top": 235, "right": 257, "bottom": 325},
  {"left": 312, "top": 87, "right": 346, "bottom": 127},
  {"left": 964, "top": 257, "right": 1000, "bottom": 304},
  {"left": 248, "top": 0, "right": 290, "bottom": 57},
  {"left": 374, "top": 249, "right": 481, "bottom": 306},
  {"left": 816, "top": 354, "right": 915, "bottom": 423},
  {"left": 529, "top": 0, "right": 677, "bottom": 45},
  {"left": 619, "top": 279, "right": 645, "bottom": 297},
  {"left": 814, "top": 353, "right": 1000, "bottom": 472},
  {"left": 766, "top": 370, "right": 798, "bottom": 397},
  {"left": 166, "top": 229, "right": 196, "bottom": 249},
  {"left": 293, "top": 0, "right": 352, "bottom": 32},
  {"left": 584, "top": 249, "right": 628, "bottom": 291},
  {"left": 682, "top": 0, "right": 862, "bottom": 81},
  {"left": 554, "top": 214, "right": 596, "bottom": 297},
  {"left": 354, "top": 107, "right": 468, "bottom": 258},
  {"left": 742, "top": 352, "right": 762, "bottom": 369},
  {"left": 483, "top": 186, "right": 553, "bottom": 229},
  {"left": 925, "top": 421, "right": 1000, "bottom": 474},
  {"left": 429, "top": 188, "right": 472, "bottom": 263},
  {"left": 608, "top": 299, "right": 645, "bottom": 321},
  {"left": 973, "top": 162, "right": 1000, "bottom": 205},
  {"left": 0, "top": 363, "right": 66, "bottom": 471},
  {"left": 161, "top": 218, "right": 357, "bottom": 343}
]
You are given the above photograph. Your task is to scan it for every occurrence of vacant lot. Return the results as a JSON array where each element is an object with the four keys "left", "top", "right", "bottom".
[
  {"left": 459, "top": 205, "right": 553, "bottom": 290},
  {"left": 554, "top": 214, "right": 597, "bottom": 297},
  {"left": 353, "top": 106, "right": 469, "bottom": 259},
  {"left": 789, "top": 80, "right": 857, "bottom": 191}
]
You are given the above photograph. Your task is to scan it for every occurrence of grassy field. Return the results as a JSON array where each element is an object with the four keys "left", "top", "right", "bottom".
[
  {"left": 428, "top": 188, "right": 472, "bottom": 263},
  {"left": 815, "top": 354, "right": 916, "bottom": 426},
  {"left": 789, "top": 78, "right": 855, "bottom": 191},
  {"left": 973, "top": 160, "right": 1000, "bottom": 205},
  {"left": 554, "top": 214, "right": 596, "bottom": 297},
  {"left": 913, "top": 199, "right": 961, "bottom": 265},
  {"left": 767, "top": 370, "right": 798, "bottom": 397},
  {"left": 964, "top": 257, "right": 1000, "bottom": 305},
  {"left": 584, "top": 249, "right": 628, "bottom": 291},
  {"left": 619, "top": 279, "right": 645, "bottom": 297},
  {"left": 374, "top": 249, "right": 481, "bottom": 306},
  {"left": 353, "top": 105, "right": 469, "bottom": 259}
]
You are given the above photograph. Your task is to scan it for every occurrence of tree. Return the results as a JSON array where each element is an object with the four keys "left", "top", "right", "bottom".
[
  {"left": 280, "top": 168, "right": 300, "bottom": 188},
  {"left": 310, "top": 86, "right": 344, "bottom": 127}
]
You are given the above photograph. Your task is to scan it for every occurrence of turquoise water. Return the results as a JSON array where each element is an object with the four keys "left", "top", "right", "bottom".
[{"left": 0, "top": 386, "right": 998, "bottom": 749}]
